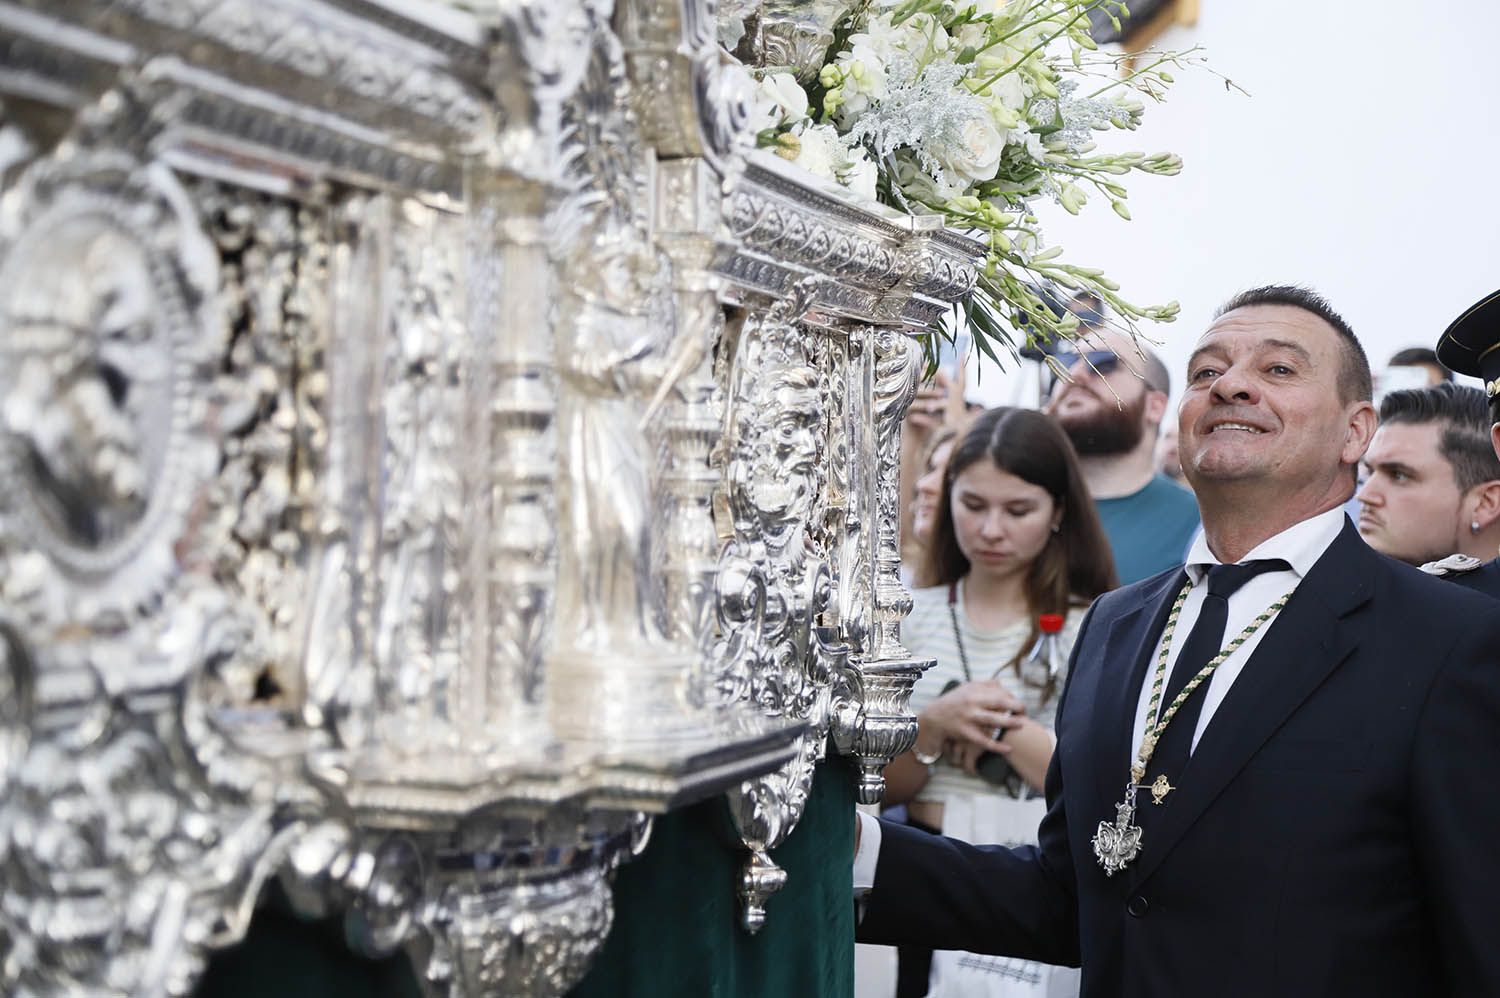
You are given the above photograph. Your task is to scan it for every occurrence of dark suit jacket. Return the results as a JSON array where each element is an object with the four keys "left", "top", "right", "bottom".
[{"left": 860, "top": 520, "right": 1500, "bottom": 997}]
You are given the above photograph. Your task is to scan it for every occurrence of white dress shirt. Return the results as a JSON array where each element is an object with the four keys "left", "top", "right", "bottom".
[
  {"left": 1128, "top": 506, "right": 1346, "bottom": 756},
  {"left": 853, "top": 507, "right": 1349, "bottom": 893}
]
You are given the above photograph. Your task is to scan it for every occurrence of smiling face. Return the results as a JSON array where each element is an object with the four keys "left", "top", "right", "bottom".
[
  {"left": 950, "top": 459, "right": 1060, "bottom": 584},
  {"left": 1179, "top": 304, "right": 1375, "bottom": 511},
  {"left": 1355, "top": 421, "right": 1465, "bottom": 565}
]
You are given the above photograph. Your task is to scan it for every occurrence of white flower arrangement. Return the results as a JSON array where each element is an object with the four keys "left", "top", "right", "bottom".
[
  {"left": 750, "top": 72, "right": 880, "bottom": 200},
  {"left": 744, "top": 0, "right": 1234, "bottom": 364}
]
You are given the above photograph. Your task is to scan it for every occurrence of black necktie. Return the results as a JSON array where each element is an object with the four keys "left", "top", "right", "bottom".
[{"left": 1141, "top": 559, "right": 1292, "bottom": 806}]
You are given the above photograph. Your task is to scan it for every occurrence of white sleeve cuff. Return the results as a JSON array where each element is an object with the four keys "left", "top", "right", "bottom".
[{"left": 852, "top": 810, "right": 883, "bottom": 895}]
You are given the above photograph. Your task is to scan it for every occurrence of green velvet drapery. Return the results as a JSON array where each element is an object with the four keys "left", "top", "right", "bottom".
[{"left": 198, "top": 756, "right": 855, "bottom": 998}]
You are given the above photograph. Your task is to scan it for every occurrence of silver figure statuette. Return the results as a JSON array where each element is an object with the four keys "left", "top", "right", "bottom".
[{"left": 1092, "top": 783, "right": 1145, "bottom": 876}]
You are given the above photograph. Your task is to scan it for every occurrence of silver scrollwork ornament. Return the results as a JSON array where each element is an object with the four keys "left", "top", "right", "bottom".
[
  {"left": 0, "top": 0, "right": 987, "bottom": 986},
  {"left": 734, "top": 0, "right": 858, "bottom": 83},
  {"left": 716, "top": 289, "right": 847, "bottom": 931},
  {"left": 0, "top": 135, "right": 302, "bottom": 996}
]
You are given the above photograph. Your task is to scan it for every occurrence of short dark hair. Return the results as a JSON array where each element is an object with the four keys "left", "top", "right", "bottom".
[
  {"left": 1387, "top": 347, "right": 1453, "bottom": 382},
  {"left": 1379, "top": 382, "right": 1500, "bottom": 492},
  {"left": 1214, "top": 285, "right": 1373, "bottom": 404}
]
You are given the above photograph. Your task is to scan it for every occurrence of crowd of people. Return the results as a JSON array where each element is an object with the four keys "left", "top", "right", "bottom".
[{"left": 856, "top": 285, "right": 1500, "bottom": 998}]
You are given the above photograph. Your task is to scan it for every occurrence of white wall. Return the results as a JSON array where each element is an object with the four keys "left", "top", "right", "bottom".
[{"left": 969, "top": 0, "right": 1500, "bottom": 406}]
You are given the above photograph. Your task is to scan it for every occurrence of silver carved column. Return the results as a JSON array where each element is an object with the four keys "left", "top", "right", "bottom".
[
  {"left": 709, "top": 154, "right": 983, "bottom": 929},
  {"left": 830, "top": 325, "right": 934, "bottom": 804}
]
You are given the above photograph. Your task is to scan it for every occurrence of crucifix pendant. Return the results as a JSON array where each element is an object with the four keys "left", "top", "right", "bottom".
[
  {"left": 1091, "top": 783, "right": 1143, "bottom": 876},
  {"left": 1149, "top": 773, "right": 1176, "bottom": 805}
]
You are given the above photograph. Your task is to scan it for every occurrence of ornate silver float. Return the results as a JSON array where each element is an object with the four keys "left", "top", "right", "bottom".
[{"left": 0, "top": 0, "right": 980, "bottom": 992}]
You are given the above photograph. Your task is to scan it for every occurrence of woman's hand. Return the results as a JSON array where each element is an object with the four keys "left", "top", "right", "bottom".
[
  {"left": 946, "top": 716, "right": 1055, "bottom": 792},
  {"left": 918, "top": 678, "right": 1026, "bottom": 754}
]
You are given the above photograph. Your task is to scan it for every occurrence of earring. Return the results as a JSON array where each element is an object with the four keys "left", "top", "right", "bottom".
[
  {"left": 1051, "top": 524, "right": 1061, "bottom": 534},
  {"left": 1472, "top": 521, "right": 1482, "bottom": 535}
]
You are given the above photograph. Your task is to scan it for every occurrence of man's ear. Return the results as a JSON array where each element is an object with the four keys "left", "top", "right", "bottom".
[
  {"left": 1491, "top": 423, "right": 1500, "bottom": 464},
  {"left": 1468, "top": 479, "right": 1500, "bottom": 531},
  {"left": 1341, "top": 401, "right": 1378, "bottom": 467},
  {"left": 1144, "top": 389, "right": 1169, "bottom": 428}
]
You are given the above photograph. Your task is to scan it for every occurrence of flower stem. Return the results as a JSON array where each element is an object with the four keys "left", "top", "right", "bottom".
[
  {"left": 972, "top": 0, "right": 1108, "bottom": 95},
  {"left": 1086, "top": 46, "right": 1203, "bottom": 99}
]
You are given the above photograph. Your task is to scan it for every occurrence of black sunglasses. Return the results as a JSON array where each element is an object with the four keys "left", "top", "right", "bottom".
[{"left": 1053, "top": 349, "right": 1120, "bottom": 375}]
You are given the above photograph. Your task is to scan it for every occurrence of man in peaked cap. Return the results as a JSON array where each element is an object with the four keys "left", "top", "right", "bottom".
[{"left": 1428, "top": 288, "right": 1500, "bottom": 596}]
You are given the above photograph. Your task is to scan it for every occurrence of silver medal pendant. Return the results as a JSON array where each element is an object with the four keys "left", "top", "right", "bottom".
[{"left": 1092, "top": 784, "right": 1143, "bottom": 876}]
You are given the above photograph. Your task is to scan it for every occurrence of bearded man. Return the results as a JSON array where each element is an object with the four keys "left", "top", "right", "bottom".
[{"left": 1045, "top": 326, "right": 1199, "bottom": 584}]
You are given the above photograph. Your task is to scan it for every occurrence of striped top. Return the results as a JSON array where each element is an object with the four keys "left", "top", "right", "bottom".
[{"left": 903, "top": 582, "right": 1087, "bottom": 803}]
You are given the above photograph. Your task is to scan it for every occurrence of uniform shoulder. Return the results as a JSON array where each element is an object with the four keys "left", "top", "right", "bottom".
[
  {"left": 1418, "top": 553, "right": 1486, "bottom": 578},
  {"left": 1421, "top": 555, "right": 1500, "bottom": 600},
  {"left": 1375, "top": 549, "right": 1500, "bottom": 622}
]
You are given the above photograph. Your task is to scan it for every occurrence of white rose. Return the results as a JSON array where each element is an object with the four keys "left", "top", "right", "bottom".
[
  {"left": 931, "top": 113, "right": 1006, "bottom": 187},
  {"left": 793, "top": 123, "right": 849, "bottom": 183}
]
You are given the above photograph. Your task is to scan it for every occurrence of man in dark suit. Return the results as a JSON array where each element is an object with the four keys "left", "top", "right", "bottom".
[
  {"left": 1428, "top": 288, "right": 1500, "bottom": 597},
  {"left": 854, "top": 286, "right": 1500, "bottom": 997}
]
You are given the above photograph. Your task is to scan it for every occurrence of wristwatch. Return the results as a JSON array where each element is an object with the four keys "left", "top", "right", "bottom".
[{"left": 912, "top": 743, "right": 942, "bottom": 766}]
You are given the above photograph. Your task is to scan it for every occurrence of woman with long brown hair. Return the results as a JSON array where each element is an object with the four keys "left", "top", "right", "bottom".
[{"left": 883, "top": 406, "right": 1117, "bottom": 998}]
